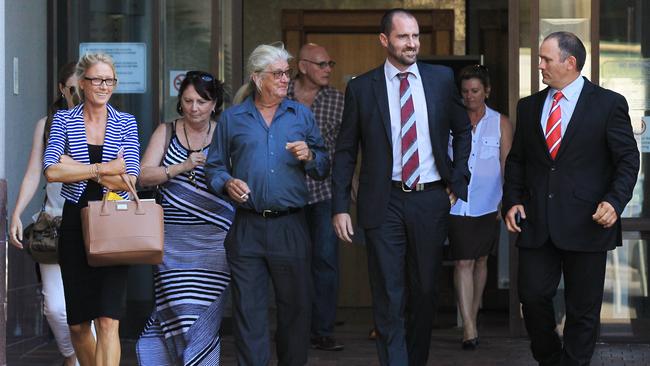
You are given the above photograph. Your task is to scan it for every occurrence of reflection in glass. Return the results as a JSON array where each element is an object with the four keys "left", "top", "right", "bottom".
[
  {"left": 162, "top": 0, "right": 212, "bottom": 121},
  {"left": 539, "top": 0, "right": 591, "bottom": 88},
  {"left": 218, "top": 0, "right": 234, "bottom": 105},
  {"left": 600, "top": 238, "right": 649, "bottom": 339},
  {"left": 600, "top": 0, "right": 646, "bottom": 219}
]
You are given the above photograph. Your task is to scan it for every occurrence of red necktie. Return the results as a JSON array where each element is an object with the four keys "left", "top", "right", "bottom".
[
  {"left": 398, "top": 72, "right": 420, "bottom": 188},
  {"left": 545, "top": 91, "right": 563, "bottom": 159}
]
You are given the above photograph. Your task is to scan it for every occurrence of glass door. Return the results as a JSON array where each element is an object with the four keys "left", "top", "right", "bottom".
[
  {"left": 510, "top": 0, "right": 650, "bottom": 341},
  {"left": 599, "top": 0, "right": 650, "bottom": 341}
]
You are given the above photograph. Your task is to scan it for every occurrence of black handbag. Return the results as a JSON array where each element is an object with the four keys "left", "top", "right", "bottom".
[{"left": 23, "top": 196, "right": 60, "bottom": 264}]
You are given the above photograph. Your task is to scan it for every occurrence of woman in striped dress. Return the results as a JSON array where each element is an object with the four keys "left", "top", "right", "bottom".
[{"left": 137, "top": 71, "right": 234, "bottom": 365}]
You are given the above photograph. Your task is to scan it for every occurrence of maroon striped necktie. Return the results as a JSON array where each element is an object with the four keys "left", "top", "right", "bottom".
[
  {"left": 545, "top": 91, "right": 563, "bottom": 159},
  {"left": 398, "top": 72, "right": 420, "bottom": 189}
]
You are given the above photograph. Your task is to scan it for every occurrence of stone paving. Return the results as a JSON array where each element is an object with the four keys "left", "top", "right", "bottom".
[{"left": 9, "top": 309, "right": 650, "bottom": 365}]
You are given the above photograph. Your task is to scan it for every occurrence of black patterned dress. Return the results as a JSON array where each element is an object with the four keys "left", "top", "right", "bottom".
[
  {"left": 59, "top": 144, "right": 130, "bottom": 324},
  {"left": 137, "top": 128, "right": 235, "bottom": 365}
]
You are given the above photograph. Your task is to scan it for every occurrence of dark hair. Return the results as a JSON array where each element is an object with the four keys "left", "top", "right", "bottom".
[
  {"left": 44, "top": 62, "right": 78, "bottom": 144},
  {"left": 176, "top": 71, "right": 224, "bottom": 120},
  {"left": 458, "top": 64, "right": 491, "bottom": 90},
  {"left": 544, "top": 31, "right": 586, "bottom": 71},
  {"left": 380, "top": 8, "right": 415, "bottom": 35}
]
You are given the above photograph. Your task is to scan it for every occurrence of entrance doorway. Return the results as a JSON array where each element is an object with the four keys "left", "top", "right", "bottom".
[{"left": 282, "top": 9, "right": 455, "bottom": 307}]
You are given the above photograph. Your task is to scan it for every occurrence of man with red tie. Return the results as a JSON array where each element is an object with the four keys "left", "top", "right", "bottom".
[
  {"left": 332, "top": 8, "right": 471, "bottom": 366},
  {"left": 503, "top": 32, "right": 639, "bottom": 366}
]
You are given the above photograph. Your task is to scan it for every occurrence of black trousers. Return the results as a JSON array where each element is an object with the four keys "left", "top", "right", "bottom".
[
  {"left": 364, "top": 185, "right": 449, "bottom": 366},
  {"left": 518, "top": 239, "right": 608, "bottom": 366},
  {"left": 225, "top": 209, "right": 311, "bottom": 366}
]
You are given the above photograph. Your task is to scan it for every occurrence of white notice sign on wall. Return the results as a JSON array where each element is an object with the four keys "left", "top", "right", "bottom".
[
  {"left": 169, "top": 70, "right": 188, "bottom": 97},
  {"left": 79, "top": 42, "right": 147, "bottom": 94}
]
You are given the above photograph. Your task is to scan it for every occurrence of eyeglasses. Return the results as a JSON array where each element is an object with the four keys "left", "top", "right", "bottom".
[
  {"left": 66, "top": 86, "right": 76, "bottom": 94},
  {"left": 300, "top": 59, "right": 336, "bottom": 69},
  {"left": 186, "top": 71, "right": 214, "bottom": 82},
  {"left": 84, "top": 77, "right": 117, "bottom": 86},
  {"left": 260, "top": 68, "right": 293, "bottom": 80}
]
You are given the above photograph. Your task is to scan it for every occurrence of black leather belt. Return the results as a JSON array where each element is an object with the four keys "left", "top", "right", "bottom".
[
  {"left": 241, "top": 207, "right": 302, "bottom": 218},
  {"left": 391, "top": 180, "right": 444, "bottom": 192}
]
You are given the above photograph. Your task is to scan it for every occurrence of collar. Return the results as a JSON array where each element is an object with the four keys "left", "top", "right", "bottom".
[
  {"left": 69, "top": 103, "right": 118, "bottom": 121},
  {"left": 69, "top": 103, "right": 84, "bottom": 118},
  {"left": 384, "top": 60, "right": 421, "bottom": 81},
  {"left": 550, "top": 75, "right": 584, "bottom": 102},
  {"left": 240, "top": 95, "right": 295, "bottom": 116}
]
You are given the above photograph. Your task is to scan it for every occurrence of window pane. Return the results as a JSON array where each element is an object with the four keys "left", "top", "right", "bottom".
[
  {"left": 162, "top": 0, "right": 212, "bottom": 121},
  {"left": 600, "top": 0, "right": 647, "bottom": 219},
  {"left": 539, "top": 0, "right": 591, "bottom": 87}
]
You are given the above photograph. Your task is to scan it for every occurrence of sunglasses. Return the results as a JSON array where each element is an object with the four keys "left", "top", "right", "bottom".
[
  {"left": 186, "top": 71, "right": 214, "bottom": 82},
  {"left": 300, "top": 59, "right": 336, "bottom": 69}
]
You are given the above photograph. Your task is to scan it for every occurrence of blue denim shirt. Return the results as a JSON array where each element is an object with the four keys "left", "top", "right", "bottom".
[{"left": 205, "top": 95, "right": 329, "bottom": 211}]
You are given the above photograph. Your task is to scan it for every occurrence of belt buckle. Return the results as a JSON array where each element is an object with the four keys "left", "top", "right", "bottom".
[
  {"left": 401, "top": 182, "right": 412, "bottom": 193},
  {"left": 262, "top": 209, "right": 273, "bottom": 218}
]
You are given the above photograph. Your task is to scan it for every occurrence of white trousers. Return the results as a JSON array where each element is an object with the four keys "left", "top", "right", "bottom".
[{"left": 39, "top": 263, "right": 75, "bottom": 357}]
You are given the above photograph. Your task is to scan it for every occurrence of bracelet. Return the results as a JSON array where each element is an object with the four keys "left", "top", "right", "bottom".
[
  {"left": 164, "top": 165, "right": 171, "bottom": 180},
  {"left": 95, "top": 163, "right": 102, "bottom": 183}
]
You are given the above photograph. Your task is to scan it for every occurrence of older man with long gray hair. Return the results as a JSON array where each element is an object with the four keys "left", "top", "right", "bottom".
[{"left": 205, "top": 42, "right": 329, "bottom": 365}]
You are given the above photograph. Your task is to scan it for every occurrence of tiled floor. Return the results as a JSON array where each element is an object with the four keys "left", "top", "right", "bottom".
[{"left": 8, "top": 309, "right": 650, "bottom": 365}]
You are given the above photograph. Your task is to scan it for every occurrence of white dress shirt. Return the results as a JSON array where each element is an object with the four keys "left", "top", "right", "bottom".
[
  {"left": 540, "top": 75, "right": 584, "bottom": 135},
  {"left": 384, "top": 60, "right": 441, "bottom": 183}
]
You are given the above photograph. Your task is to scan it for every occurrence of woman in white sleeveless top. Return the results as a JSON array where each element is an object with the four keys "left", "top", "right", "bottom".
[
  {"left": 9, "top": 62, "right": 79, "bottom": 366},
  {"left": 448, "top": 65, "right": 513, "bottom": 350}
]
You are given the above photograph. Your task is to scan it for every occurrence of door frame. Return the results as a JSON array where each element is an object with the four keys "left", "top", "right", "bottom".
[{"left": 281, "top": 9, "right": 455, "bottom": 60}]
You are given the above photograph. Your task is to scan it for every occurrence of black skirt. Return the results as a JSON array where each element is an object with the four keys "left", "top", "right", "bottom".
[
  {"left": 448, "top": 211, "right": 500, "bottom": 260},
  {"left": 58, "top": 144, "right": 129, "bottom": 325}
]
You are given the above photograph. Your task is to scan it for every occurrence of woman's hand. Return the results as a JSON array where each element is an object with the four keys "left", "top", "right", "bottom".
[
  {"left": 9, "top": 215, "right": 24, "bottom": 249},
  {"left": 183, "top": 152, "right": 206, "bottom": 171},
  {"left": 102, "top": 157, "right": 127, "bottom": 176}
]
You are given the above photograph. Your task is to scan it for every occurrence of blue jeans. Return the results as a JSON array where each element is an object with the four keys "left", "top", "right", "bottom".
[{"left": 304, "top": 199, "right": 339, "bottom": 337}]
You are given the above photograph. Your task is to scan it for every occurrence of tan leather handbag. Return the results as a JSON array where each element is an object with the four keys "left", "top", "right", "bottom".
[{"left": 81, "top": 174, "right": 164, "bottom": 267}]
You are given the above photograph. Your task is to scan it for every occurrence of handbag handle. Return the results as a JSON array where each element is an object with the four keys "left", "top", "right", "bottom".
[{"left": 100, "top": 174, "right": 146, "bottom": 215}]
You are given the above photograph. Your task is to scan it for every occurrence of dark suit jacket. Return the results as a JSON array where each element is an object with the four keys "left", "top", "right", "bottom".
[
  {"left": 502, "top": 78, "right": 640, "bottom": 251},
  {"left": 332, "top": 62, "right": 472, "bottom": 228}
]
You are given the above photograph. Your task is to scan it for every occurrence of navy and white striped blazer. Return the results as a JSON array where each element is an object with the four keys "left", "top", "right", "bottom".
[{"left": 43, "top": 103, "right": 141, "bottom": 203}]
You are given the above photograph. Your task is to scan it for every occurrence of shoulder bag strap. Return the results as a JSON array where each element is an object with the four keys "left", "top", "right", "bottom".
[{"left": 159, "top": 120, "right": 175, "bottom": 166}]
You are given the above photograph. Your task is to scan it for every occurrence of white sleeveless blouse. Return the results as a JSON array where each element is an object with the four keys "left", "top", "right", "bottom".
[{"left": 449, "top": 106, "right": 502, "bottom": 217}]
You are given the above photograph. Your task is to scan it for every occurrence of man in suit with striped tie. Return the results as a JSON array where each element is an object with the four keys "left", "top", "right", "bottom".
[
  {"left": 503, "top": 32, "right": 639, "bottom": 366},
  {"left": 332, "top": 8, "right": 471, "bottom": 366}
]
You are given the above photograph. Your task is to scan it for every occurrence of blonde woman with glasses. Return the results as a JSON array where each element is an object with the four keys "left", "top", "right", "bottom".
[{"left": 43, "top": 53, "right": 140, "bottom": 366}]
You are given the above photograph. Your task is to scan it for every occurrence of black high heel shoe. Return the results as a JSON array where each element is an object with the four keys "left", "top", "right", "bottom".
[{"left": 461, "top": 337, "right": 479, "bottom": 350}]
